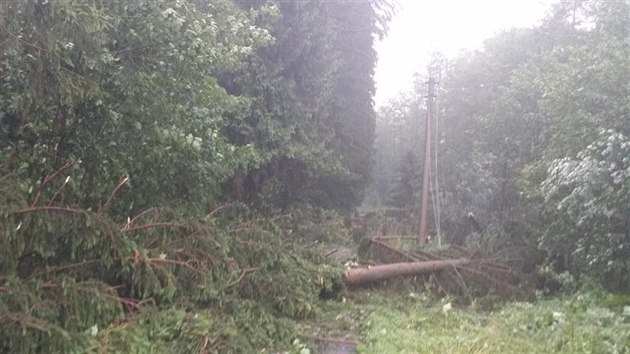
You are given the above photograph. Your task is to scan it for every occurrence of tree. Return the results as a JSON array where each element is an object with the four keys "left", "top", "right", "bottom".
[
  {"left": 372, "top": 88, "right": 425, "bottom": 206},
  {"left": 441, "top": 0, "right": 629, "bottom": 283},
  {"left": 388, "top": 150, "right": 421, "bottom": 209},
  {"left": 1, "top": 1, "right": 353, "bottom": 352},
  {"left": 225, "top": 0, "right": 393, "bottom": 211},
  {"left": 0, "top": 0, "right": 269, "bottom": 213},
  {"left": 541, "top": 129, "right": 630, "bottom": 290},
  {"left": 370, "top": 0, "right": 630, "bottom": 280}
]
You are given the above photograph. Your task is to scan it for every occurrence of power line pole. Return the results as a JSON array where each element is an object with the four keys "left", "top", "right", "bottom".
[{"left": 418, "top": 75, "right": 436, "bottom": 245}]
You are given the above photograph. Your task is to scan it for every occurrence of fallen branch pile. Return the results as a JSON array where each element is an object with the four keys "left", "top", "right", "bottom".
[{"left": 0, "top": 172, "right": 341, "bottom": 353}]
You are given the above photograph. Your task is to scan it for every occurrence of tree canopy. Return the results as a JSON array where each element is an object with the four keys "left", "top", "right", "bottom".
[{"left": 371, "top": 0, "right": 630, "bottom": 290}]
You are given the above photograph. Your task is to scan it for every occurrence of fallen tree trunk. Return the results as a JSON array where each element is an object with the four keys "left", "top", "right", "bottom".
[{"left": 344, "top": 258, "right": 471, "bottom": 286}]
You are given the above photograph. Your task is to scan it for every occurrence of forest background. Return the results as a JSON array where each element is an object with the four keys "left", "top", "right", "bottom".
[{"left": 0, "top": 0, "right": 628, "bottom": 352}]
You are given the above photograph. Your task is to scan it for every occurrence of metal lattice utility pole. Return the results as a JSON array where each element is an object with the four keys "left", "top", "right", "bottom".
[{"left": 418, "top": 75, "right": 436, "bottom": 245}]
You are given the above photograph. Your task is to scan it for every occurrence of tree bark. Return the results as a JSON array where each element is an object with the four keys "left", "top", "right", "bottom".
[{"left": 344, "top": 258, "right": 470, "bottom": 286}]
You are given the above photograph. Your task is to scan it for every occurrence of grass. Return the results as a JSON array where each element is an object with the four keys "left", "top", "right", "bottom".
[{"left": 302, "top": 290, "right": 630, "bottom": 353}]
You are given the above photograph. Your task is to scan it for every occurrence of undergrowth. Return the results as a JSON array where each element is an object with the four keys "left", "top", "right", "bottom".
[{"left": 357, "top": 290, "right": 630, "bottom": 353}]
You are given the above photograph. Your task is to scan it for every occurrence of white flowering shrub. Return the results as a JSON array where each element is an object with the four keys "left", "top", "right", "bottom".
[{"left": 541, "top": 129, "right": 630, "bottom": 290}]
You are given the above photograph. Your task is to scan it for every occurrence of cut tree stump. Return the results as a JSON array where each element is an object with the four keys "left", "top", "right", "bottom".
[{"left": 344, "top": 258, "right": 471, "bottom": 286}]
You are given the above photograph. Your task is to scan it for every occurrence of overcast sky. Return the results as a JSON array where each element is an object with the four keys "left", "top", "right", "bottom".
[{"left": 373, "top": 0, "right": 554, "bottom": 107}]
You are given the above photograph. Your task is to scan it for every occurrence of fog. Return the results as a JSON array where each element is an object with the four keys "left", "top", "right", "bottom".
[{"left": 374, "top": 0, "right": 552, "bottom": 106}]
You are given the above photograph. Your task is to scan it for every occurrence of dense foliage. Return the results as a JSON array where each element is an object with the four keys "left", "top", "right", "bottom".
[
  {"left": 2, "top": 0, "right": 628, "bottom": 351},
  {"left": 0, "top": 0, "right": 390, "bottom": 351},
  {"left": 371, "top": 0, "right": 630, "bottom": 290},
  {"left": 0, "top": 0, "right": 268, "bottom": 212},
  {"left": 0, "top": 0, "right": 391, "bottom": 213},
  {"left": 224, "top": 0, "right": 392, "bottom": 210}
]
